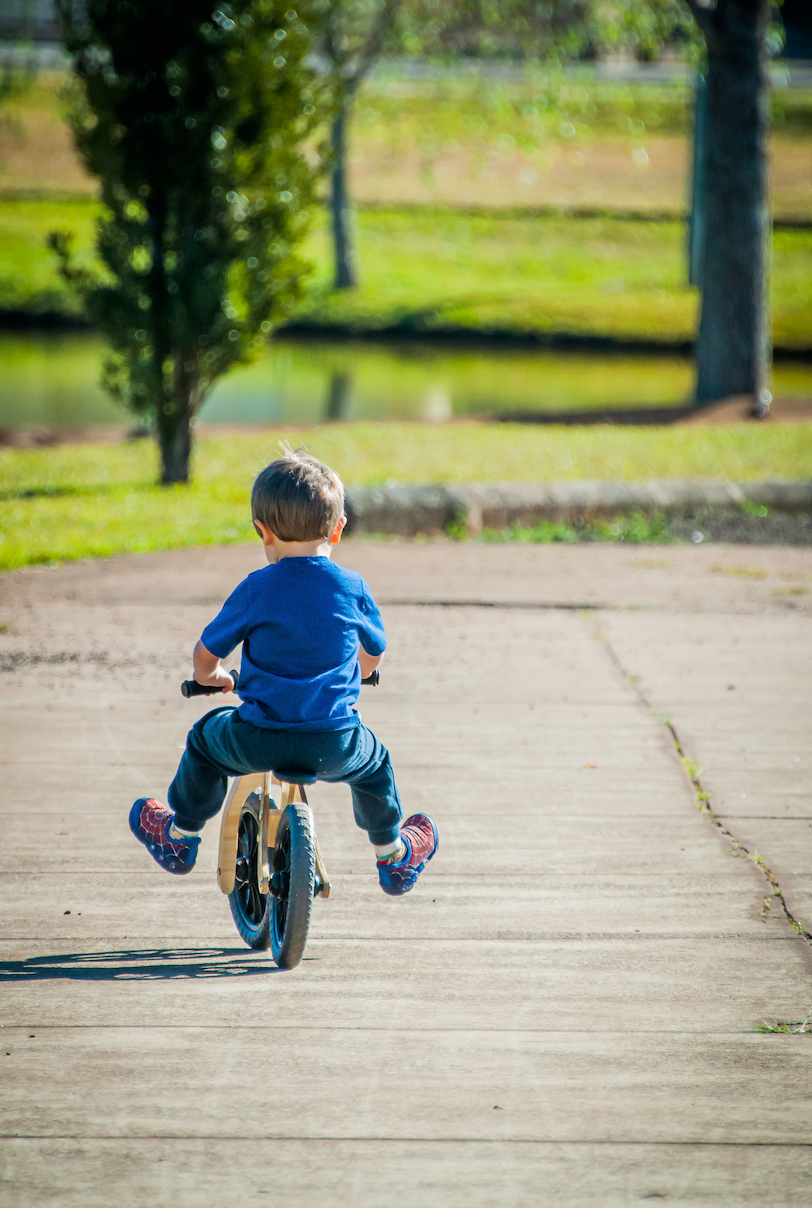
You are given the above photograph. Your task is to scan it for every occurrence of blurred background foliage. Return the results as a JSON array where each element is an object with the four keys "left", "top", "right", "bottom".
[
  {"left": 0, "top": 1, "right": 810, "bottom": 565},
  {"left": 387, "top": 0, "right": 699, "bottom": 63},
  {"left": 1, "top": 72, "right": 809, "bottom": 349}
]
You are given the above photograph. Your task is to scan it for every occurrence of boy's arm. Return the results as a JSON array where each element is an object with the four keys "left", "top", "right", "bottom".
[
  {"left": 359, "top": 644, "right": 383, "bottom": 680},
  {"left": 193, "top": 639, "right": 236, "bottom": 692}
]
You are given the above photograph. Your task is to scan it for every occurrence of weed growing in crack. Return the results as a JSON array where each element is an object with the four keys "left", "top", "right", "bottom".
[
  {"left": 756, "top": 1011, "right": 812, "bottom": 1034},
  {"left": 680, "top": 754, "right": 704, "bottom": 781}
]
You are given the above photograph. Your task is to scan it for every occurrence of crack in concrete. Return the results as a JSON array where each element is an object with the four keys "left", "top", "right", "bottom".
[{"left": 587, "top": 614, "right": 812, "bottom": 947}]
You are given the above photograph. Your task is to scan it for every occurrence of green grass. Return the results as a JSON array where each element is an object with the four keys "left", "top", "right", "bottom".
[
  {"left": 301, "top": 208, "right": 702, "bottom": 343},
  {"left": 475, "top": 510, "right": 674, "bottom": 545},
  {"left": 361, "top": 73, "right": 696, "bottom": 143},
  {"left": 300, "top": 209, "right": 810, "bottom": 347},
  {"left": 1, "top": 422, "right": 810, "bottom": 570},
  {"left": 0, "top": 196, "right": 97, "bottom": 315},
  {"left": 1, "top": 197, "right": 811, "bottom": 347},
  {"left": 361, "top": 70, "right": 812, "bottom": 140}
]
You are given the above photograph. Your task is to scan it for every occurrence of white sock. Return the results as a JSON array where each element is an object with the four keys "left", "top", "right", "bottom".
[
  {"left": 169, "top": 822, "right": 199, "bottom": 840},
  {"left": 374, "top": 838, "right": 405, "bottom": 863}
]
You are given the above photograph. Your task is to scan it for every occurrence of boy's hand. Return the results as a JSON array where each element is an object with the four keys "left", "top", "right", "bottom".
[
  {"left": 193, "top": 639, "right": 235, "bottom": 692},
  {"left": 196, "top": 666, "right": 235, "bottom": 693}
]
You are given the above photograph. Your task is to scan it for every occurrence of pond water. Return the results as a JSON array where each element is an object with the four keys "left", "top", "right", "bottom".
[{"left": 1, "top": 332, "right": 810, "bottom": 429}]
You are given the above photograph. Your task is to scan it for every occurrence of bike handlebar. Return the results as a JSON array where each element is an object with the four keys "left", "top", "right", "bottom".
[
  {"left": 180, "top": 667, "right": 380, "bottom": 697},
  {"left": 181, "top": 671, "right": 239, "bottom": 698}
]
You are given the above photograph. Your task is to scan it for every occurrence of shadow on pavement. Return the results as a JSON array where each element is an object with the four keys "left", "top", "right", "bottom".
[{"left": 0, "top": 946, "right": 279, "bottom": 981}]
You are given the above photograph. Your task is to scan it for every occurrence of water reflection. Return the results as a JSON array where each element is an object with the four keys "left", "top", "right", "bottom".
[
  {"left": 0, "top": 331, "right": 810, "bottom": 430},
  {"left": 324, "top": 370, "right": 352, "bottom": 421}
]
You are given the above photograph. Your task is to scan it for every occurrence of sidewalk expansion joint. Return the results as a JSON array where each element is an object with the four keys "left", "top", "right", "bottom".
[
  {"left": 584, "top": 613, "right": 812, "bottom": 948},
  {"left": 1, "top": 1134, "right": 812, "bottom": 1146}
]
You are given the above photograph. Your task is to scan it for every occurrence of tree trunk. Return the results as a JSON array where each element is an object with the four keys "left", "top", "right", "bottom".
[
  {"left": 330, "top": 98, "right": 358, "bottom": 289},
  {"left": 693, "top": 0, "right": 771, "bottom": 411},
  {"left": 157, "top": 408, "right": 193, "bottom": 485},
  {"left": 156, "top": 356, "right": 200, "bottom": 485},
  {"left": 146, "top": 201, "right": 193, "bottom": 484}
]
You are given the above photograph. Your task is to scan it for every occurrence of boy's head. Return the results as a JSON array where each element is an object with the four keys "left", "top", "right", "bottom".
[{"left": 251, "top": 448, "right": 344, "bottom": 543}]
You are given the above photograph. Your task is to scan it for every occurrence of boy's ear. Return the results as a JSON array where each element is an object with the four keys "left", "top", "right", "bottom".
[
  {"left": 254, "top": 519, "right": 274, "bottom": 546},
  {"left": 330, "top": 515, "right": 347, "bottom": 545}
]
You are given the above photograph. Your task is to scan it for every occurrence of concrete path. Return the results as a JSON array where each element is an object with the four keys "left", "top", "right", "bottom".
[{"left": 1, "top": 540, "right": 811, "bottom": 1207}]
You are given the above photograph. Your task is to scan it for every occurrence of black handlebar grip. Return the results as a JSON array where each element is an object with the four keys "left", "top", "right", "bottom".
[
  {"left": 361, "top": 669, "right": 380, "bottom": 686},
  {"left": 181, "top": 670, "right": 239, "bottom": 698}
]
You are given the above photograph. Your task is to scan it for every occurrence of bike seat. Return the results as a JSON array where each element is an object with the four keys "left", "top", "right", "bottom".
[{"left": 273, "top": 767, "right": 318, "bottom": 786}]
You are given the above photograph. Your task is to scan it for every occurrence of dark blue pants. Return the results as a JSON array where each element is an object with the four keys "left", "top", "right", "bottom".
[{"left": 167, "top": 706, "right": 403, "bottom": 846}]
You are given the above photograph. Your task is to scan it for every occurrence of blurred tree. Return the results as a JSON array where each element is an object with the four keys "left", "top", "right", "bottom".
[
  {"left": 0, "top": 1, "right": 38, "bottom": 109},
  {"left": 322, "top": 1, "right": 700, "bottom": 290},
  {"left": 780, "top": 0, "right": 812, "bottom": 58},
  {"left": 394, "top": 0, "right": 772, "bottom": 412},
  {"left": 50, "top": 0, "right": 329, "bottom": 485},
  {"left": 682, "top": 0, "right": 772, "bottom": 411},
  {"left": 323, "top": 0, "right": 402, "bottom": 288},
  {"left": 390, "top": 0, "right": 696, "bottom": 62},
  {"left": 322, "top": 0, "right": 609, "bottom": 289},
  {"left": 391, "top": 0, "right": 592, "bottom": 60}
]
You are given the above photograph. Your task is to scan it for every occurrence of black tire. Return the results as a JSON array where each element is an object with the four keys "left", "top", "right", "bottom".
[
  {"left": 228, "top": 792, "right": 271, "bottom": 950},
  {"left": 270, "top": 802, "right": 316, "bottom": 970}
]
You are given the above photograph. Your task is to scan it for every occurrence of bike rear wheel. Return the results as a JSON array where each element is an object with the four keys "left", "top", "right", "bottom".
[
  {"left": 228, "top": 792, "right": 270, "bottom": 950},
  {"left": 270, "top": 802, "right": 316, "bottom": 969}
]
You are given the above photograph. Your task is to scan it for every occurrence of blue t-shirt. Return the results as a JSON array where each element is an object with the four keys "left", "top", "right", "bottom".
[{"left": 200, "top": 556, "right": 386, "bottom": 731}]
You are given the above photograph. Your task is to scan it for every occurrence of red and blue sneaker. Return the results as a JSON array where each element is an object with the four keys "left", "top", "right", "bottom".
[
  {"left": 129, "top": 798, "right": 200, "bottom": 875},
  {"left": 377, "top": 813, "right": 439, "bottom": 896}
]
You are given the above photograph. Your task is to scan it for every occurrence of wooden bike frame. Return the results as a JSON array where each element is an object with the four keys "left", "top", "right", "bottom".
[{"left": 216, "top": 772, "right": 331, "bottom": 898}]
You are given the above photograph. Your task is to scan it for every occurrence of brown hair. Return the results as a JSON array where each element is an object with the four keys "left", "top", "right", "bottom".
[{"left": 251, "top": 447, "right": 344, "bottom": 542}]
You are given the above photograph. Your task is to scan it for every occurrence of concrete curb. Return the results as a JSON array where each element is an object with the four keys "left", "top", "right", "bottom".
[{"left": 344, "top": 479, "right": 812, "bottom": 536}]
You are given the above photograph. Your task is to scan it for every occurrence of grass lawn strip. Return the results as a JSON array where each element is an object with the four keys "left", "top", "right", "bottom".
[
  {"left": 1, "top": 200, "right": 810, "bottom": 349},
  {"left": 1, "top": 422, "right": 811, "bottom": 570}
]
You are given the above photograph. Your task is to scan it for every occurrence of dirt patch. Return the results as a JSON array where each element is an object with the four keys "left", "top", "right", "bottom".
[
  {"left": 668, "top": 509, "right": 812, "bottom": 546},
  {"left": 1, "top": 397, "right": 808, "bottom": 450},
  {"left": 0, "top": 649, "right": 125, "bottom": 673},
  {"left": 681, "top": 395, "right": 812, "bottom": 425}
]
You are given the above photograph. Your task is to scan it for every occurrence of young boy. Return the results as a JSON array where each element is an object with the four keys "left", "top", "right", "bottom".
[{"left": 129, "top": 449, "right": 438, "bottom": 896}]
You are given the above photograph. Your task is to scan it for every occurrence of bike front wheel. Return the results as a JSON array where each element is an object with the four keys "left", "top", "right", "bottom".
[{"left": 270, "top": 802, "right": 316, "bottom": 969}]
